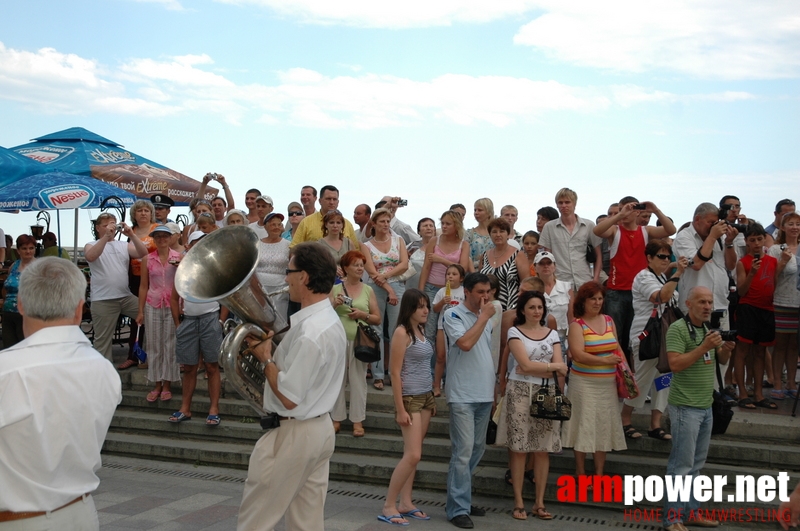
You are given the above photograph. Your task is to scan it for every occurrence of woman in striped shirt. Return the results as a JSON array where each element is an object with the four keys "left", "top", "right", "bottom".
[
  {"left": 380, "top": 289, "right": 435, "bottom": 525},
  {"left": 561, "top": 281, "right": 627, "bottom": 477}
]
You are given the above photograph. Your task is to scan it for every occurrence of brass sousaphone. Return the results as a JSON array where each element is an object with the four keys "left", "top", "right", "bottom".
[{"left": 174, "top": 225, "right": 289, "bottom": 414}]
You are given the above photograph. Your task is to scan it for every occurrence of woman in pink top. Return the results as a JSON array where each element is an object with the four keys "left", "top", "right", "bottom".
[
  {"left": 137, "top": 225, "right": 182, "bottom": 402},
  {"left": 417, "top": 210, "right": 472, "bottom": 350}
]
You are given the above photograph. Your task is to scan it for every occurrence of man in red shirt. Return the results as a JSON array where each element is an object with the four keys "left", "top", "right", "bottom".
[{"left": 594, "top": 197, "right": 676, "bottom": 364}]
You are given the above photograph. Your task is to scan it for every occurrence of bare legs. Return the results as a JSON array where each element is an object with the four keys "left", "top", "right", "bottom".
[{"left": 383, "top": 409, "right": 433, "bottom": 520}]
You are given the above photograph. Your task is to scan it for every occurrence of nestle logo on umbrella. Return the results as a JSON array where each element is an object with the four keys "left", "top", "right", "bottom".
[{"left": 39, "top": 185, "right": 96, "bottom": 209}]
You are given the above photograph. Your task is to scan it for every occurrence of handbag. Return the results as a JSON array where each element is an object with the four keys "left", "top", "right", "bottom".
[
  {"left": 339, "top": 283, "right": 382, "bottom": 363},
  {"left": 529, "top": 372, "right": 572, "bottom": 421},
  {"left": 615, "top": 352, "right": 640, "bottom": 399},
  {"left": 711, "top": 350, "right": 734, "bottom": 434},
  {"left": 393, "top": 262, "right": 417, "bottom": 283},
  {"left": 656, "top": 304, "right": 684, "bottom": 373},
  {"left": 585, "top": 242, "right": 597, "bottom": 263}
]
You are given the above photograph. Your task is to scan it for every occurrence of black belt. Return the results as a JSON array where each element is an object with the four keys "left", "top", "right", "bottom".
[{"left": 261, "top": 412, "right": 327, "bottom": 430}]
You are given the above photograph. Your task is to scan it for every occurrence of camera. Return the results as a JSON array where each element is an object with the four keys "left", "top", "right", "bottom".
[
  {"left": 718, "top": 204, "right": 748, "bottom": 233},
  {"left": 709, "top": 310, "right": 737, "bottom": 342},
  {"left": 753, "top": 252, "right": 761, "bottom": 261},
  {"left": 115, "top": 224, "right": 124, "bottom": 233},
  {"left": 781, "top": 244, "right": 787, "bottom": 251},
  {"left": 633, "top": 203, "right": 647, "bottom": 210},
  {"left": 397, "top": 199, "right": 408, "bottom": 207},
  {"left": 342, "top": 295, "right": 353, "bottom": 307}
]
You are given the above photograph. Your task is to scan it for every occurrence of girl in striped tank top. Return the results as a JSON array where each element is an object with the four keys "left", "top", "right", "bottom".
[
  {"left": 381, "top": 289, "right": 435, "bottom": 525},
  {"left": 561, "top": 282, "right": 627, "bottom": 478}
]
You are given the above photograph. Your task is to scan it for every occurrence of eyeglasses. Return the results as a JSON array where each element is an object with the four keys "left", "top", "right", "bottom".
[
  {"left": 285, "top": 269, "right": 302, "bottom": 275},
  {"left": 655, "top": 254, "right": 671, "bottom": 260},
  {"left": 288, "top": 211, "right": 303, "bottom": 216}
]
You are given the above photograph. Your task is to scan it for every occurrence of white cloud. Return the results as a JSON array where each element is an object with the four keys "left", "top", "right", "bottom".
[
  {"left": 0, "top": 43, "right": 760, "bottom": 127},
  {"left": 215, "top": 0, "right": 542, "bottom": 27},
  {"left": 514, "top": 0, "right": 800, "bottom": 80},
  {"left": 0, "top": 42, "right": 178, "bottom": 116}
]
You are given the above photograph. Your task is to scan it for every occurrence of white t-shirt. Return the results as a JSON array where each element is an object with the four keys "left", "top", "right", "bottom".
[
  {"left": 248, "top": 222, "right": 268, "bottom": 240},
  {"left": 630, "top": 268, "right": 678, "bottom": 349},
  {"left": 86, "top": 240, "right": 133, "bottom": 301},
  {"left": 768, "top": 244, "right": 800, "bottom": 308},
  {"left": 433, "top": 285, "right": 465, "bottom": 329},
  {"left": 506, "top": 326, "right": 560, "bottom": 385}
]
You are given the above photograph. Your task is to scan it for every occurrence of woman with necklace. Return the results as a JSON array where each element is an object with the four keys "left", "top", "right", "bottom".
[
  {"left": 620, "top": 240, "right": 687, "bottom": 440},
  {"left": 768, "top": 212, "right": 800, "bottom": 400},
  {"left": 256, "top": 213, "right": 290, "bottom": 321},
  {"left": 137, "top": 226, "right": 182, "bottom": 402},
  {"left": 479, "top": 218, "right": 529, "bottom": 311},
  {"left": 364, "top": 208, "right": 409, "bottom": 390},
  {"left": 417, "top": 211, "right": 471, "bottom": 350},
  {"left": 465, "top": 198, "right": 495, "bottom": 270},
  {"left": 119, "top": 200, "right": 159, "bottom": 370},
  {"left": 1, "top": 234, "right": 36, "bottom": 347},
  {"left": 330, "top": 251, "right": 381, "bottom": 437},
  {"left": 505, "top": 290, "right": 567, "bottom": 520}
]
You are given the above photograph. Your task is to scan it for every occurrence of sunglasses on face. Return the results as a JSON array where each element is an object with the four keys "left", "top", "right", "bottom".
[
  {"left": 288, "top": 211, "right": 303, "bottom": 216},
  {"left": 655, "top": 254, "right": 671, "bottom": 260}
]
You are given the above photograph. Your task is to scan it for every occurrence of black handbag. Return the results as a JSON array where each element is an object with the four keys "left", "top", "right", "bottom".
[
  {"left": 656, "top": 304, "right": 684, "bottom": 373},
  {"left": 486, "top": 420, "right": 497, "bottom": 445},
  {"left": 585, "top": 243, "right": 597, "bottom": 263},
  {"left": 353, "top": 321, "right": 382, "bottom": 363},
  {"left": 711, "top": 352, "right": 734, "bottom": 435},
  {"left": 340, "top": 283, "right": 382, "bottom": 363},
  {"left": 530, "top": 372, "right": 571, "bottom": 421},
  {"left": 638, "top": 304, "right": 662, "bottom": 361}
]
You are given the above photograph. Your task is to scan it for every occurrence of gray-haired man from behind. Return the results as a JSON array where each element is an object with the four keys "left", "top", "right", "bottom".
[{"left": 0, "top": 257, "right": 122, "bottom": 530}]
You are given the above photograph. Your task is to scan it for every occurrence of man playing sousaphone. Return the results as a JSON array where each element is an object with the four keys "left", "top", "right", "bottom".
[{"left": 237, "top": 242, "right": 346, "bottom": 531}]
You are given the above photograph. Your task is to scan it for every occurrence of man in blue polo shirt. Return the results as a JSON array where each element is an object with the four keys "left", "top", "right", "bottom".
[{"left": 442, "top": 272, "right": 496, "bottom": 529}]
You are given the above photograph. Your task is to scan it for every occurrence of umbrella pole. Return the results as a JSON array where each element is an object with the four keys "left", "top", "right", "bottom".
[
  {"left": 56, "top": 210, "right": 62, "bottom": 258},
  {"left": 73, "top": 208, "right": 79, "bottom": 265}
]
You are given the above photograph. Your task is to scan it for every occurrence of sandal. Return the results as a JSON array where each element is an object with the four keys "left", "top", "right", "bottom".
[
  {"left": 333, "top": 421, "right": 341, "bottom": 434},
  {"left": 738, "top": 397, "right": 756, "bottom": 409},
  {"left": 117, "top": 359, "right": 137, "bottom": 370},
  {"left": 623, "top": 424, "right": 642, "bottom": 439},
  {"left": 754, "top": 398, "right": 778, "bottom": 409},
  {"left": 771, "top": 389, "right": 786, "bottom": 400},
  {"left": 168, "top": 412, "right": 191, "bottom": 423},
  {"left": 160, "top": 391, "right": 172, "bottom": 401},
  {"left": 373, "top": 379, "right": 384, "bottom": 390},
  {"left": 146, "top": 390, "right": 160, "bottom": 402},
  {"left": 532, "top": 507, "right": 553, "bottom": 520},
  {"left": 206, "top": 414, "right": 221, "bottom": 426},
  {"left": 512, "top": 507, "right": 527, "bottom": 520},
  {"left": 647, "top": 428, "right": 672, "bottom": 441},
  {"left": 353, "top": 424, "right": 365, "bottom": 437}
]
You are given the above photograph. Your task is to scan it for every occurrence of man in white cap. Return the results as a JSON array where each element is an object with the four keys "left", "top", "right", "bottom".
[{"left": 248, "top": 195, "right": 274, "bottom": 239}]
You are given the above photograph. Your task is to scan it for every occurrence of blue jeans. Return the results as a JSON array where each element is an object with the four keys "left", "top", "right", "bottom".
[
  {"left": 423, "top": 283, "right": 441, "bottom": 372},
  {"left": 446, "top": 401, "right": 493, "bottom": 519},
  {"left": 605, "top": 289, "right": 634, "bottom": 361},
  {"left": 369, "top": 280, "right": 405, "bottom": 381},
  {"left": 663, "top": 404, "right": 713, "bottom": 525}
]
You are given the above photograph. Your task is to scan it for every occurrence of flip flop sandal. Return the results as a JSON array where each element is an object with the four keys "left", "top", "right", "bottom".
[
  {"left": 623, "top": 424, "right": 642, "bottom": 439},
  {"left": 754, "top": 398, "right": 778, "bottom": 409},
  {"left": 533, "top": 507, "right": 553, "bottom": 520},
  {"left": 206, "top": 414, "right": 221, "bottom": 426},
  {"left": 400, "top": 509, "right": 430, "bottom": 520},
  {"left": 373, "top": 379, "right": 384, "bottom": 390},
  {"left": 647, "top": 428, "right": 672, "bottom": 441},
  {"left": 160, "top": 391, "right": 172, "bottom": 401},
  {"left": 512, "top": 507, "right": 527, "bottom": 520},
  {"left": 738, "top": 398, "right": 756, "bottom": 409},
  {"left": 168, "top": 412, "right": 191, "bottom": 423},
  {"left": 146, "top": 391, "right": 160, "bottom": 403},
  {"left": 377, "top": 514, "right": 409, "bottom": 526}
]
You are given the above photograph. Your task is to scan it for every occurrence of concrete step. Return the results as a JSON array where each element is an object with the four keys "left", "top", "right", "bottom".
[{"left": 102, "top": 431, "right": 792, "bottom": 514}]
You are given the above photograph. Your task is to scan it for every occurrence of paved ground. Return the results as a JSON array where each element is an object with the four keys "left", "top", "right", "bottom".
[{"left": 95, "top": 455, "right": 772, "bottom": 531}]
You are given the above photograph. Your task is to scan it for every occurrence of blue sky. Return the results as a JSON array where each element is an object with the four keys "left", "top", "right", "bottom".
[{"left": 1, "top": 0, "right": 798, "bottom": 245}]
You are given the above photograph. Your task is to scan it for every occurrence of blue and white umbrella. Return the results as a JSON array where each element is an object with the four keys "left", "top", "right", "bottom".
[{"left": 0, "top": 171, "right": 137, "bottom": 263}]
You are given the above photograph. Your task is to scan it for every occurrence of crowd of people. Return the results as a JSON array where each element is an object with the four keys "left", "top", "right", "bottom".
[{"left": 2, "top": 181, "right": 799, "bottom": 531}]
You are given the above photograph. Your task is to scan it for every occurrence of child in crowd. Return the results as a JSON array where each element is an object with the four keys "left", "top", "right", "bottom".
[
  {"left": 734, "top": 223, "right": 788, "bottom": 409},
  {"left": 431, "top": 264, "right": 465, "bottom": 397},
  {"left": 196, "top": 212, "right": 217, "bottom": 235},
  {"left": 522, "top": 231, "right": 540, "bottom": 278}
]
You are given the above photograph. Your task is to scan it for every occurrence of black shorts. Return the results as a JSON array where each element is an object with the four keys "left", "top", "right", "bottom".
[{"left": 736, "top": 303, "right": 776, "bottom": 346}]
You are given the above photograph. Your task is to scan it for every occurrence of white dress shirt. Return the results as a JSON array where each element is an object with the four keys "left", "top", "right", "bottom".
[
  {"left": 0, "top": 326, "right": 122, "bottom": 512},
  {"left": 263, "top": 299, "right": 346, "bottom": 420}
]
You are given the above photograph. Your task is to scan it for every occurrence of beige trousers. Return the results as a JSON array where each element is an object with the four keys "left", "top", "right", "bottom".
[
  {"left": 237, "top": 414, "right": 335, "bottom": 531},
  {"left": 331, "top": 340, "right": 368, "bottom": 423}
]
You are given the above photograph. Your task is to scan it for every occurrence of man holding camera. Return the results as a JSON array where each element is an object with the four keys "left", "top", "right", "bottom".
[
  {"left": 662, "top": 286, "right": 734, "bottom": 531},
  {"left": 594, "top": 197, "right": 675, "bottom": 363},
  {"left": 237, "top": 243, "right": 346, "bottom": 531},
  {"left": 84, "top": 213, "right": 148, "bottom": 362}
]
